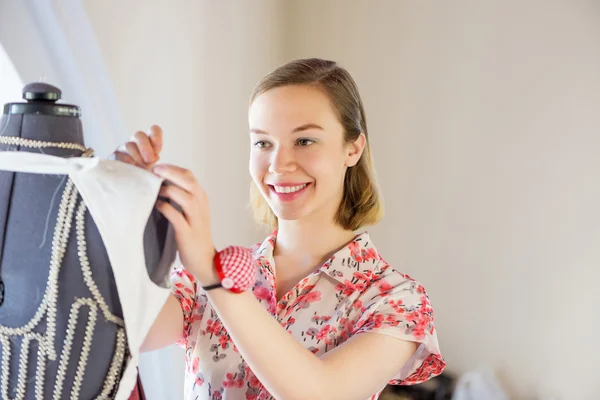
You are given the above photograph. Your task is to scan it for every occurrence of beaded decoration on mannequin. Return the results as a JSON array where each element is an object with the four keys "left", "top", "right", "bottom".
[{"left": 0, "top": 84, "right": 129, "bottom": 399}]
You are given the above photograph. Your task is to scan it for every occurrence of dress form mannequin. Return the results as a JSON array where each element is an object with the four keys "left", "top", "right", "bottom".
[{"left": 0, "top": 83, "right": 174, "bottom": 399}]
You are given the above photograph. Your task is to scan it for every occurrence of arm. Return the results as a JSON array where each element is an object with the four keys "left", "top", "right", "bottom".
[
  {"left": 151, "top": 164, "right": 418, "bottom": 398},
  {"left": 206, "top": 289, "right": 417, "bottom": 400},
  {"left": 140, "top": 294, "right": 184, "bottom": 353}
]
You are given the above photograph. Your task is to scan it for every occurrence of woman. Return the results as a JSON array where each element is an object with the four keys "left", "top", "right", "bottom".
[{"left": 115, "top": 58, "right": 445, "bottom": 400}]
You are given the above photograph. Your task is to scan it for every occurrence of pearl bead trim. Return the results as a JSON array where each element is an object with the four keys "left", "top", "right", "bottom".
[
  {"left": 0, "top": 136, "right": 89, "bottom": 153},
  {"left": 0, "top": 148, "right": 129, "bottom": 399}
]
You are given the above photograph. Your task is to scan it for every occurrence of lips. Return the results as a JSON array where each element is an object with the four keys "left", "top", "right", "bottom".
[{"left": 267, "top": 182, "right": 311, "bottom": 202}]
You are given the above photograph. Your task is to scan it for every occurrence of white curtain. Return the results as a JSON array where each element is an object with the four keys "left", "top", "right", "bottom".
[
  {"left": 0, "top": 0, "right": 126, "bottom": 156},
  {"left": 0, "top": 1, "right": 185, "bottom": 398}
]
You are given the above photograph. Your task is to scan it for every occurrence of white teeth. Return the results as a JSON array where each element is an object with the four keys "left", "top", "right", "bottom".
[{"left": 273, "top": 183, "right": 308, "bottom": 193}]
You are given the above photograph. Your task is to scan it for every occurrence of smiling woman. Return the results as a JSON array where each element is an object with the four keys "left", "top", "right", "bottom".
[
  {"left": 248, "top": 84, "right": 370, "bottom": 227},
  {"left": 114, "top": 58, "right": 445, "bottom": 400}
]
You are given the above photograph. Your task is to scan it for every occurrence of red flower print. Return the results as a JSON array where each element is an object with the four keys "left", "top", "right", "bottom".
[
  {"left": 412, "top": 326, "right": 426, "bottom": 340},
  {"left": 223, "top": 373, "right": 235, "bottom": 388},
  {"left": 316, "top": 325, "right": 336, "bottom": 341},
  {"left": 253, "top": 286, "right": 271, "bottom": 301},
  {"left": 342, "top": 280, "right": 366, "bottom": 293},
  {"left": 219, "top": 334, "right": 229, "bottom": 349},
  {"left": 353, "top": 271, "right": 370, "bottom": 281},
  {"left": 363, "top": 248, "right": 378, "bottom": 262},
  {"left": 404, "top": 311, "right": 420, "bottom": 324},
  {"left": 299, "top": 285, "right": 316, "bottom": 296},
  {"left": 305, "top": 327, "right": 319, "bottom": 337},
  {"left": 388, "top": 299, "right": 405, "bottom": 313},
  {"left": 349, "top": 241, "right": 361, "bottom": 260},
  {"left": 223, "top": 372, "right": 244, "bottom": 389},
  {"left": 248, "top": 373, "right": 261, "bottom": 388},
  {"left": 385, "top": 314, "right": 400, "bottom": 326},
  {"left": 337, "top": 282, "right": 355, "bottom": 297},
  {"left": 372, "top": 313, "right": 385, "bottom": 329},
  {"left": 392, "top": 353, "right": 446, "bottom": 386},
  {"left": 376, "top": 279, "right": 394, "bottom": 293},
  {"left": 303, "top": 291, "right": 321, "bottom": 303},
  {"left": 179, "top": 233, "right": 446, "bottom": 396}
]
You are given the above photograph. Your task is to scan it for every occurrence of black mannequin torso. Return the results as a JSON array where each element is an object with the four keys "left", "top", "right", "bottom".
[{"left": 0, "top": 83, "right": 172, "bottom": 399}]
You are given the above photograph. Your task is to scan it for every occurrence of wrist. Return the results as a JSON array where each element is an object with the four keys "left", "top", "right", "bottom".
[
  {"left": 198, "top": 262, "right": 220, "bottom": 287},
  {"left": 191, "top": 249, "right": 218, "bottom": 286}
]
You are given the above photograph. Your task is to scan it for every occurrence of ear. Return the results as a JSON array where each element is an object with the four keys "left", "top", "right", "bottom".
[{"left": 345, "top": 133, "right": 366, "bottom": 167}]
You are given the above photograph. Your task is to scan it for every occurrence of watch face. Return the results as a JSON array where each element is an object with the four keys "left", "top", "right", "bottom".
[{"left": 222, "top": 277, "right": 235, "bottom": 289}]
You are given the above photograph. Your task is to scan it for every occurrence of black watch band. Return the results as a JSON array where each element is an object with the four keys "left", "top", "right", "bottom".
[{"left": 202, "top": 282, "right": 223, "bottom": 291}]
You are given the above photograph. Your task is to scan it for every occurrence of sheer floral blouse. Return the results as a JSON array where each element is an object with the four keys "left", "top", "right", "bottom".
[{"left": 171, "top": 231, "right": 446, "bottom": 399}]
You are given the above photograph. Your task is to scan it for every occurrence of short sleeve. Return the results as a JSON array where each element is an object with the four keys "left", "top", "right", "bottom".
[
  {"left": 353, "top": 271, "right": 446, "bottom": 385},
  {"left": 170, "top": 266, "right": 207, "bottom": 348}
]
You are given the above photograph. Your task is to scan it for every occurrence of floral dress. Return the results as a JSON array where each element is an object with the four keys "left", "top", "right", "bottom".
[{"left": 171, "top": 231, "right": 446, "bottom": 399}]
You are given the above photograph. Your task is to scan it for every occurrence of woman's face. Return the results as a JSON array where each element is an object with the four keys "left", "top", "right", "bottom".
[{"left": 249, "top": 84, "right": 363, "bottom": 225}]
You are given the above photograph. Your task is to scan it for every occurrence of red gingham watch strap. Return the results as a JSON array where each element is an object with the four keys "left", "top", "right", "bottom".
[{"left": 210, "top": 246, "right": 255, "bottom": 293}]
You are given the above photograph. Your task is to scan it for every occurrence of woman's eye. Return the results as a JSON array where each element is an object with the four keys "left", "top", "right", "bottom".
[
  {"left": 297, "top": 138, "right": 315, "bottom": 146},
  {"left": 254, "top": 140, "right": 270, "bottom": 149}
]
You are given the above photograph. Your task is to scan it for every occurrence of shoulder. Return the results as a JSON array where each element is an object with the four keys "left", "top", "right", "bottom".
[
  {"left": 373, "top": 258, "right": 430, "bottom": 297},
  {"left": 343, "top": 235, "right": 435, "bottom": 315}
]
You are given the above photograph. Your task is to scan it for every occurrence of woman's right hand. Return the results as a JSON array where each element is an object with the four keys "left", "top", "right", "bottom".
[{"left": 111, "top": 125, "right": 163, "bottom": 171}]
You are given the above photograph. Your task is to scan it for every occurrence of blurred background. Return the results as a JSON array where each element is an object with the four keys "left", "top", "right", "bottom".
[{"left": 1, "top": 1, "right": 598, "bottom": 399}]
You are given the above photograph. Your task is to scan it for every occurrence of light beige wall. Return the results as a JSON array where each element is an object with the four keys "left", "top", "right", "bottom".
[
  {"left": 82, "top": 0, "right": 285, "bottom": 247},
  {"left": 285, "top": 1, "right": 600, "bottom": 399},
  {"left": 80, "top": 0, "right": 599, "bottom": 398},
  {"left": 81, "top": 1, "right": 285, "bottom": 398}
]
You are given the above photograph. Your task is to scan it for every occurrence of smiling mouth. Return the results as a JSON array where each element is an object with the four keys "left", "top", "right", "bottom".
[
  {"left": 267, "top": 182, "right": 312, "bottom": 201},
  {"left": 270, "top": 183, "right": 309, "bottom": 194}
]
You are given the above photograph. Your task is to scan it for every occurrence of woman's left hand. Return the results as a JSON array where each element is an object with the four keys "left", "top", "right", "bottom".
[{"left": 152, "top": 164, "right": 217, "bottom": 284}]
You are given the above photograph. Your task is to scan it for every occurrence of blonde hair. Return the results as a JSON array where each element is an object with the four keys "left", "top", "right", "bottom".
[{"left": 249, "top": 58, "right": 383, "bottom": 231}]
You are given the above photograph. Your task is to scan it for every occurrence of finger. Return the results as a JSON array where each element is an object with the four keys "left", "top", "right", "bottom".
[
  {"left": 132, "top": 131, "right": 157, "bottom": 164},
  {"left": 155, "top": 199, "right": 190, "bottom": 236},
  {"left": 122, "top": 141, "right": 145, "bottom": 166},
  {"left": 153, "top": 165, "right": 205, "bottom": 196},
  {"left": 148, "top": 125, "right": 163, "bottom": 156},
  {"left": 158, "top": 184, "right": 200, "bottom": 222},
  {"left": 111, "top": 151, "right": 137, "bottom": 165}
]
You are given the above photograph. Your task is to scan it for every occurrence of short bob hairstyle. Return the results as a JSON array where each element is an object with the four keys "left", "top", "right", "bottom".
[{"left": 249, "top": 58, "right": 383, "bottom": 231}]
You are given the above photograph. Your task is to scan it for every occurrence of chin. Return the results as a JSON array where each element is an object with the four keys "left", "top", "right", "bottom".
[{"left": 272, "top": 208, "right": 307, "bottom": 222}]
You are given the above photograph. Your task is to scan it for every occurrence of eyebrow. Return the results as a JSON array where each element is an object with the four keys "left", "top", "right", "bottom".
[{"left": 250, "top": 123, "right": 324, "bottom": 135}]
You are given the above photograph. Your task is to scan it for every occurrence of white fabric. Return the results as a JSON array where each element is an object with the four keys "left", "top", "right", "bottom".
[{"left": 0, "top": 152, "right": 172, "bottom": 400}]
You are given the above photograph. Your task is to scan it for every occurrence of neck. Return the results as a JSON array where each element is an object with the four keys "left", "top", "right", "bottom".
[
  {"left": 274, "top": 217, "right": 357, "bottom": 271},
  {"left": 0, "top": 114, "right": 87, "bottom": 157}
]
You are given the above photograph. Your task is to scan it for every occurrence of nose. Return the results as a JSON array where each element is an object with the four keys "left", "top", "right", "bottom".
[{"left": 268, "top": 146, "right": 296, "bottom": 175}]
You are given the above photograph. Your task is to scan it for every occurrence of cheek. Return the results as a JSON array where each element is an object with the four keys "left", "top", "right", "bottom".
[
  {"left": 249, "top": 152, "right": 267, "bottom": 182},
  {"left": 303, "top": 149, "right": 346, "bottom": 179}
]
